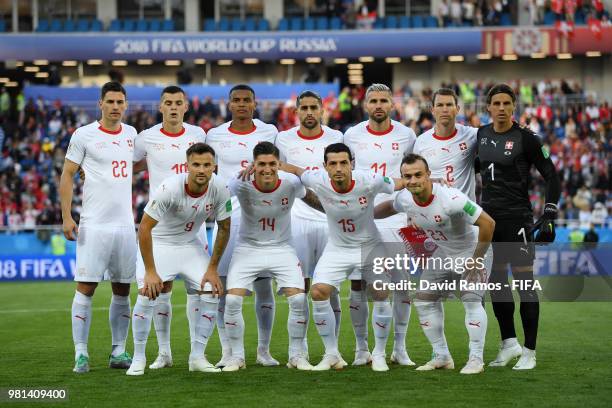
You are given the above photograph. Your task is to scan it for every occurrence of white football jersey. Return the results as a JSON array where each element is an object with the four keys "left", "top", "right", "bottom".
[
  {"left": 65, "top": 121, "right": 137, "bottom": 227},
  {"left": 393, "top": 183, "right": 482, "bottom": 258},
  {"left": 276, "top": 125, "right": 343, "bottom": 222},
  {"left": 344, "top": 120, "right": 416, "bottom": 228},
  {"left": 414, "top": 124, "right": 478, "bottom": 200},
  {"left": 205, "top": 119, "right": 278, "bottom": 215},
  {"left": 134, "top": 123, "right": 206, "bottom": 193},
  {"left": 301, "top": 169, "right": 394, "bottom": 248},
  {"left": 144, "top": 173, "right": 231, "bottom": 246},
  {"left": 228, "top": 171, "right": 305, "bottom": 247}
]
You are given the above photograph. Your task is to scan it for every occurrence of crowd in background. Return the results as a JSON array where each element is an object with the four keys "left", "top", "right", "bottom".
[{"left": 0, "top": 79, "right": 610, "bottom": 229}]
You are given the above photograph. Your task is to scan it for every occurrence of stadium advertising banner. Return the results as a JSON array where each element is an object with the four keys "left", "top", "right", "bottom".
[{"left": 0, "top": 30, "right": 481, "bottom": 61}]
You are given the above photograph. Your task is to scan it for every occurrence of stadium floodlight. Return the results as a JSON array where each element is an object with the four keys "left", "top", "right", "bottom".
[
  {"left": 137, "top": 59, "right": 154, "bottom": 65},
  {"left": 194, "top": 58, "right": 206, "bottom": 64},
  {"left": 411, "top": 55, "right": 428, "bottom": 62},
  {"left": 306, "top": 57, "right": 322, "bottom": 63},
  {"left": 87, "top": 59, "right": 103, "bottom": 65},
  {"left": 448, "top": 55, "right": 464, "bottom": 62},
  {"left": 280, "top": 59, "right": 295, "bottom": 65},
  {"left": 165, "top": 60, "right": 181, "bottom": 66},
  {"left": 502, "top": 54, "right": 518, "bottom": 61},
  {"left": 14, "top": 61, "right": 24, "bottom": 67},
  {"left": 24, "top": 66, "right": 40, "bottom": 72},
  {"left": 530, "top": 52, "right": 546, "bottom": 59},
  {"left": 33, "top": 59, "right": 49, "bottom": 65},
  {"left": 243, "top": 58, "right": 259, "bottom": 64},
  {"left": 477, "top": 53, "right": 491, "bottom": 60},
  {"left": 218, "top": 60, "right": 233, "bottom": 65},
  {"left": 334, "top": 58, "right": 348, "bottom": 64},
  {"left": 586, "top": 51, "right": 601, "bottom": 57},
  {"left": 358, "top": 56, "right": 374, "bottom": 62},
  {"left": 62, "top": 60, "right": 78, "bottom": 66},
  {"left": 557, "top": 53, "right": 572, "bottom": 59},
  {"left": 348, "top": 69, "right": 362, "bottom": 75},
  {"left": 385, "top": 57, "right": 401, "bottom": 63},
  {"left": 348, "top": 63, "right": 363, "bottom": 69},
  {"left": 35, "top": 72, "right": 49, "bottom": 78},
  {"left": 112, "top": 60, "right": 128, "bottom": 66},
  {"left": 0, "top": 77, "right": 9, "bottom": 82},
  {"left": 4, "top": 81, "right": 18, "bottom": 87}
]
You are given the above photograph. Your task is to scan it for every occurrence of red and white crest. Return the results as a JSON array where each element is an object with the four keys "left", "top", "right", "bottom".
[
  {"left": 434, "top": 215, "right": 442, "bottom": 223},
  {"left": 281, "top": 197, "right": 289, "bottom": 206},
  {"left": 392, "top": 142, "right": 399, "bottom": 151},
  {"left": 206, "top": 204, "right": 213, "bottom": 212},
  {"left": 359, "top": 196, "right": 367, "bottom": 205},
  {"left": 505, "top": 141, "right": 514, "bottom": 150},
  {"left": 459, "top": 142, "right": 467, "bottom": 151}
]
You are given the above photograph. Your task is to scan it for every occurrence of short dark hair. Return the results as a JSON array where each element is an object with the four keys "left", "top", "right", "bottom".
[
  {"left": 100, "top": 81, "right": 126, "bottom": 100},
  {"left": 186, "top": 142, "right": 216, "bottom": 159},
  {"left": 161, "top": 85, "right": 185, "bottom": 98},
  {"left": 401, "top": 153, "right": 429, "bottom": 172},
  {"left": 324, "top": 143, "right": 353, "bottom": 163},
  {"left": 296, "top": 90, "right": 322, "bottom": 107},
  {"left": 486, "top": 83, "right": 516, "bottom": 104},
  {"left": 253, "top": 141, "right": 279, "bottom": 160},
  {"left": 432, "top": 88, "right": 458, "bottom": 106},
  {"left": 229, "top": 84, "right": 255, "bottom": 99}
]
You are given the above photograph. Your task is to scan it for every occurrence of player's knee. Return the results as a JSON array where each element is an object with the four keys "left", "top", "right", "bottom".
[
  {"left": 287, "top": 292, "right": 307, "bottom": 313},
  {"left": 225, "top": 293, "right": 244, "bottom": 314},
  {"left": 351, "top": 279, "right": 364, "bottom": 291},
  {"left": 76, "top": 282, "right": 97, "bottom": 297},
  {"left": 517, "top": 288, "right": 539, "bottom": 303},
  {"left": 111, "top": 282, "right": 130, "bottom": 296},
  {"left": 460, "top": 291, "right": 483, "bottom": 306},
  {"left": 310, "top": 284, "right": 330, "bottom": 301}
]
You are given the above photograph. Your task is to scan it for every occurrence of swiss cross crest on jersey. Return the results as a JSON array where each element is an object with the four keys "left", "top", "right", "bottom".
[
  {"left": 392, "top": 142, "right": 399, "bottom": 151},
  {"left": 434, "top": 215, "right": 442, "bottom": 223},
  {"left": 505, "top": 141, "right": 514, "bottom": 150},
  {"left": 359, "top": 196, "right": 367, "bottom": 206},
  {"left": 281, "top": 197, "right": 289, "bottom": 206},
  {"left": 459, "top": 142, "right": 467, "bottom": 151},
  {"left": 206, "top": 204, "right": 213, "bottom": 212}
]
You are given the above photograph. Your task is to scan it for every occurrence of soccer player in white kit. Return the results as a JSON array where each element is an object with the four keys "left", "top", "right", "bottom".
[
  {"left": 374, "top": 154, "right": 496, "bottom": 374},
  {"left": 60, "top": 82, "right": 137, "bottom": 373},
  {"left": 126, "top": 143, "right": 231, "bottom": 375},
  {"left": 281, "top": 143, "right": 409, "bottom": 372},
  {"left": 206, "top": 85, "right": 279, "bottom": 367},
  {"left": 413, "top": 88, "right": 478, "bottom": 200},
  {"left": 344, "top": 84, "right": 417, "bottom": 366},
  {"left": 222, "top": 142, "right": 317, "bottom": 372},
  {"left": 132, "top": 86, "right": 206, "bottom": 370},
  {"left": 275, "top": 90, "right": 344, "bottom": 348}
]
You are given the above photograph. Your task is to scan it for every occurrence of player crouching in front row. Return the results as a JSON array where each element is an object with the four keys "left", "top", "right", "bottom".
[{"left": 127, "top": 143, "right": 231, "bottom": 376}]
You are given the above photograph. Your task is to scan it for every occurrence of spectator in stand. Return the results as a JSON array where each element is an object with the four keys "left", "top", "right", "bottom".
[
  {"left": 591, "top": 202, "right": 608, "bottom": 226},
  {"left": 438, "top": 0, "right": 450, "bottom": 26},
  {"left": 450, "top": 0, "right": 463, "bottom": 25}
]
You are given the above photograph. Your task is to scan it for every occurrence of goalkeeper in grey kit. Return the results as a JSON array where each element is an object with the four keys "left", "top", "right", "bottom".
[{"left": 477, "top": 84, "right": 561, "bottom": 370}]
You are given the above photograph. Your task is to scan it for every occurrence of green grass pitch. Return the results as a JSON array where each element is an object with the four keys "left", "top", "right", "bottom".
[{"left": 0, "top": 281, "right": 610, "bottom": 407}]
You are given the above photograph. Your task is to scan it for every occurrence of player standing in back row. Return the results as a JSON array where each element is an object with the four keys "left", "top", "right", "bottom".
[
  {"left": 343, "top": 84, "right": 416, "bottom": 366},
  {"left": 60, "top": 81, "right": 137, "bottom": 373},
  {"left": 477, "top": 84, "right": 560, "bottom": 370},
  {"left": 275, "top": 90, "right": 344, "bottom": 351},
  {"left": 206, "top": 85, "right": 279, "bottom": 367},
  {"left": 132, "top": 85, "right": 206, "bottom": 370}
]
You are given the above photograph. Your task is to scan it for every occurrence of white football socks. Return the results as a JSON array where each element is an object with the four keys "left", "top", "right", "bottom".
[
  {"left": 153, "top": 291, "right": 172, "bottom": 356},
  {"left": 462, "top": 296, "right": 488, "bottom": 360},
  {"left": 109, "top": 294, "right": 131, "bottom": 357},
  {"left": 132, "top": 295, "right": 155, "bottom": 361},
  {"left": 216, "top": 277, "right": 231, "bottom": 357},
  {"left": 224, "top": 294, "right": 245, "bottom": 360},
  {"left": 372, "top": 301, "right": 392, "bottom": 356},
  {"left": 253, "top": 278, "right": 275, "bottom": 351},
  {"left": 190, "top": 294, "right": 218, "bottom": 361},
  {"left": 349, "top": 289, "right": 369, "bottom": 352},
  {"left": 72, "top": 291, "right": 92, "bottom": 359},
  {"left": 329, "top": 291, "right": 342, "bottom": 339},
  {"left": 287, "top": 293, "right": 308, "bottom": 358},
  {"left": 312, "top": 300, "right": 338, "bottom": 355},
  {"left": 415, "top": 299, "right": 450, "bottom": 356},
  {"left": 392, "top": 290, "right": 411, "bottom": 352}
]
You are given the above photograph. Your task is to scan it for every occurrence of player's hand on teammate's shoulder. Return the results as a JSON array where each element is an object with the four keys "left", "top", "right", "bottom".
[
  {"left": 62, "top": 217, "right": 78, "bottom": 241},
  {"left": 202, "top": 264, "right": 224, "bottom": 297},
  {"left": 239, "top": 163, "right": 255, "bottom": 181},
  {"left": 144, "top": 271, "right": 163, "bottom": 300}
]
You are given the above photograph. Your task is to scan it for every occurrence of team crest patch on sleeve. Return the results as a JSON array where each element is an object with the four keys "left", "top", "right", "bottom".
[
  {"left": 541, "top": 146, "right": 550, "bottom": 159},
  {"left": 225, "top": 199, "right": 232, "bottom": 213},
  {"left": 463, "top": 201, "right": 477, "bottom": 216}
]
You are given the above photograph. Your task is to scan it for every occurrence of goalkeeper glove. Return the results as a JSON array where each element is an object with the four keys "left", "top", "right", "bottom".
[{"left": 532, "top": 203, "right": 558, "bottom": 243}]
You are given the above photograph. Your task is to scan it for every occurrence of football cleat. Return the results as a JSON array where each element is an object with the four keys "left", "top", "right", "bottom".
[
  {"left": 215, "top": 352, "right": 233, "bottom": 368},
  {"left": 460, "top": 356, "right": 485, "bottom": 374},
  {"left": 109, "top": 352, "right": 132, "bottom": 369},
  {"left": 390, "top": 349, "right": 416, "bottom": 366},
  {"left": 221, "top": 357, "right": 246, "bottom": 372},
  {"left": 352, "top": 350, "right": 372, "bottom": 366},
  {"left": 371, "top": 353, "right": 389, "bottom": 372},
  {"left": 312, "top": 354, "right": 346, "bottom": 371},
  {"left": 415, "top": 353, "right": 455, "bottom": 371},
  {"left": 126, "top": 359, "right": 146, "bottom": 376},
  {"left": 512, "top": 347, "right": 536, "bottom": 370},
  {"left": 149, "top": 353, "right": 173, "bottom": 369},
  {"left": 287, "top": 355, "right": 314, "bottom": 371},
  {"left": 73, "top": 354, "right": 90, "bottom": 374},
  {"left": 256, "top": 348, "right": 280, "bottom": 366},
  {"left": 189, "top": 356, "right": 221, "bottom": 373},
  {"left": 489, "top": 341, "right": 522, "bottom": 367}
]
